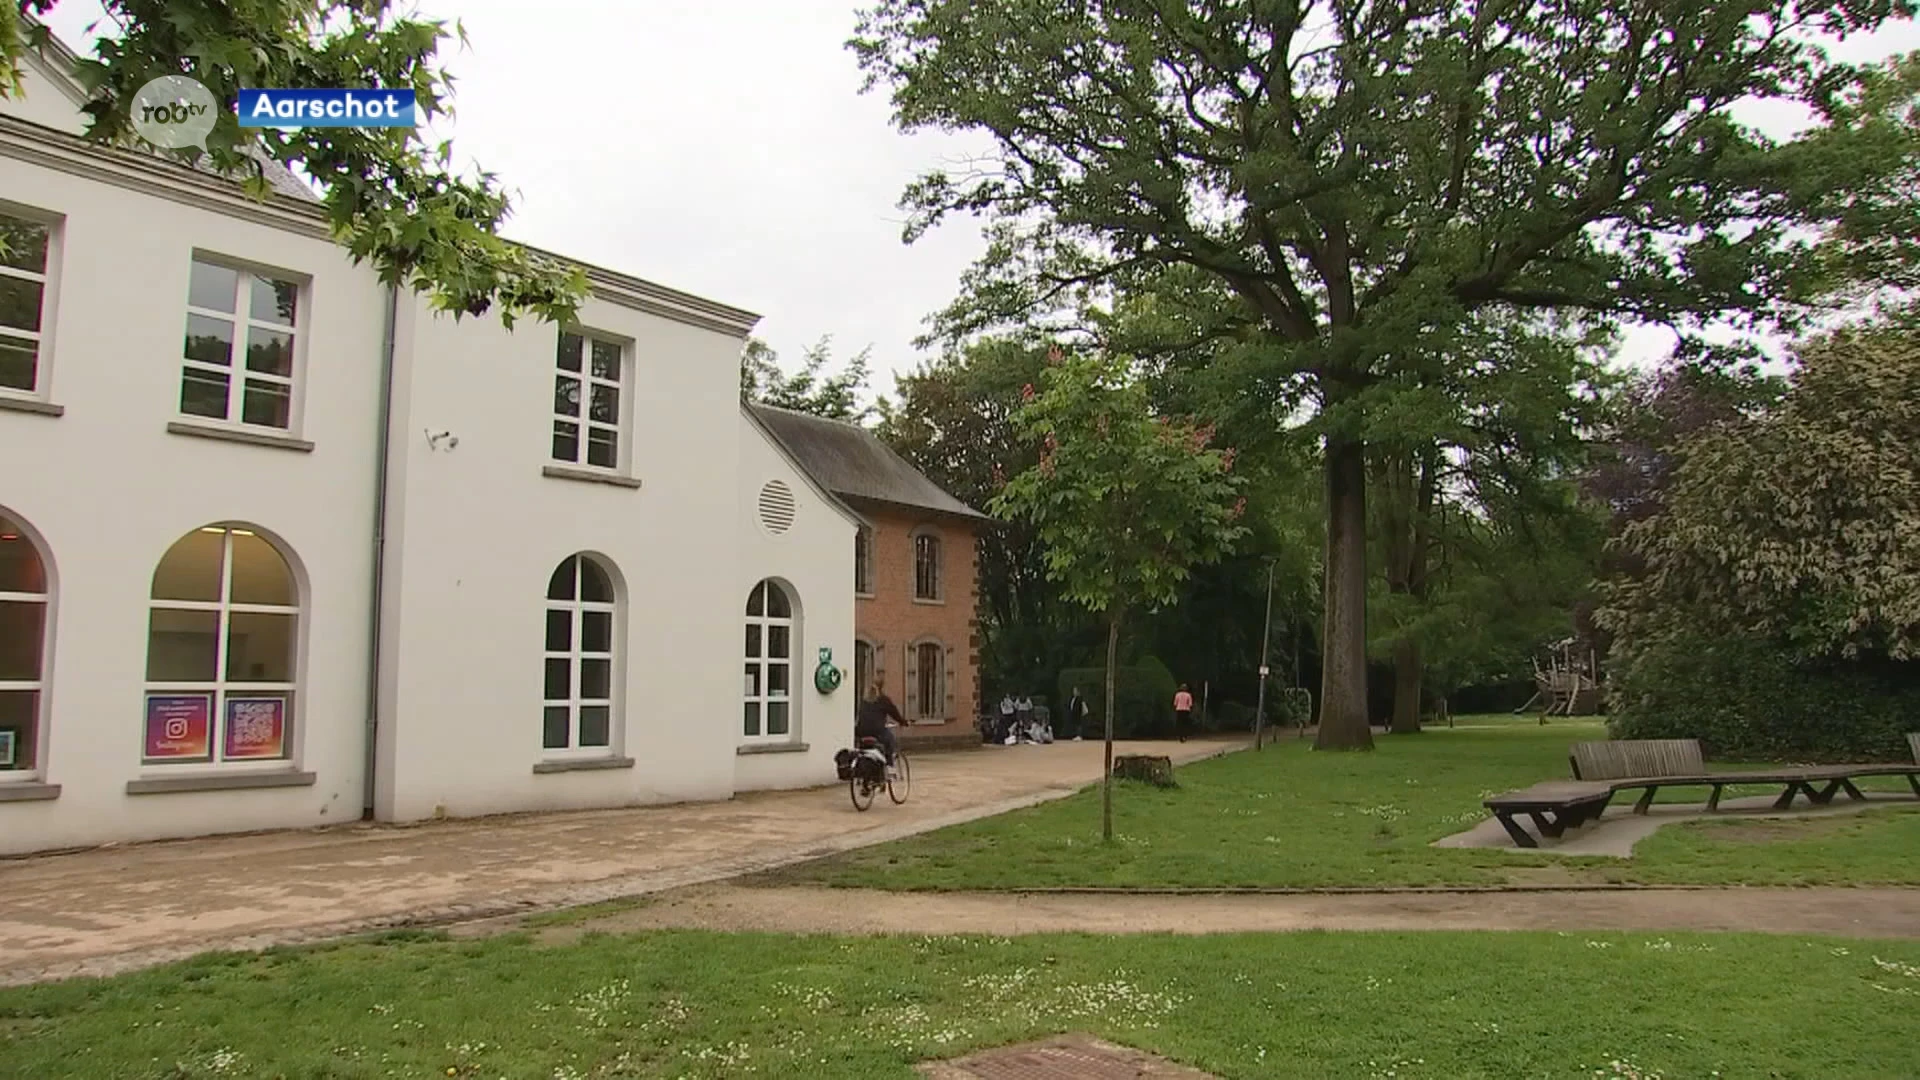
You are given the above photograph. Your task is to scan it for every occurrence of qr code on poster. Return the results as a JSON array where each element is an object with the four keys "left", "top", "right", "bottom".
[{"left": 230, "top": 701, "right": 279, "bottom": 748}]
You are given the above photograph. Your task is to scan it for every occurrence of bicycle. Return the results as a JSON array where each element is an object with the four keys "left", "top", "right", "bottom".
[{"left": 846, "top": 736, "right": 911, "bottom": 811}]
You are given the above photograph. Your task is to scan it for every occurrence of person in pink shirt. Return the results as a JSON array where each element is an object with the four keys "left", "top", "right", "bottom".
[{"left": 1173, "top": 684, "right": 1194, "bottom": 743}]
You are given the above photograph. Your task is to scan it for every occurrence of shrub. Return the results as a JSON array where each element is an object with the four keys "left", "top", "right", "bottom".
[
  {"left": 1057, "top": 655, "right": 1177, "bottom": 739},
  {"left": 1607, "top": 631, "right": 1920, "bottom": 762}
]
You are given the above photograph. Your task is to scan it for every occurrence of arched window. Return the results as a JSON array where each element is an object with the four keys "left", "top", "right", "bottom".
[
  {"left": 0, "top": 512, "right": 50, "bottom": 774},
  {"left": 907, "top": 638, "right": 947, "bottom": 722},
  {"left": 145, "top": 525, "right": 298, "bottom": 765},
  {"left": 544, "top": 555, "right": 619, "bottom": 754},
  {"left": 744, "top": 579, "right": 796, "bottom": 741},
  {"left": 913, "top": 530, "right": 942, "bottom": 601}
]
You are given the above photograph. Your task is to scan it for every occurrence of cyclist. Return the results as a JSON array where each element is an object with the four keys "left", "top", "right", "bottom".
[{"left": 855, "top": 678, "right": 908, "bottom": 771}]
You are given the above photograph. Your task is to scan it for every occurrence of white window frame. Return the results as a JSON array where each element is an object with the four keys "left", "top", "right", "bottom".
[
  {"left": 0, "top": 512, "right": 51, "bottom": 780},
  {"left": 542, "top": 555, "right": 621, "bottom": 759},
  {"left": 854, "top": 527, "right": 874, "bottom": 597},
  {"left": 0, "top": 204, "right": 60, "bottom": 400},
  {"left": 913, "top": 529, "right": 943, "bottom": 603},
  {"left": 179, "top": 254, "right": 304, "bottom": 431},
  {"left": 142, "top": 525, "right": 300, "bottom": 770},
  {"left": 551, "top": 329, "right": 629, "bottom": 472},
  {"left": 742, "top": 579, "right": 798, "bottom": 744}
]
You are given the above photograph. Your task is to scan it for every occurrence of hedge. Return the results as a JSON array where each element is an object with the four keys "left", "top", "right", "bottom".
[
  {"left": 1607, "top": 631, "right": 1920, "bottom": 762},
  {"left": 1056, "top": 656, "right": 1177, "bottom": 739}
]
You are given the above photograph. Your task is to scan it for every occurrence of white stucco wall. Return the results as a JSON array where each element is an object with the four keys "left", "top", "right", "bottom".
[
  {"left": 0, "top": 124, "right": 385, "bottom": 854},
  {"left": 2, "top": 54, "right": 847, "bottom": 854},
  {"left": 733, "top": 417, "right": 858, "bottom": 793},
  {"left": 9, "top": 52, "right": 87, "bottom": 135},
  {"left": 372, "top": 291, "right": 752, "bottom": 822}
]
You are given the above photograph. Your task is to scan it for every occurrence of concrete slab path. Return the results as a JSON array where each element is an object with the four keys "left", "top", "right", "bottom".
[
  {"left": 0, "top": 737, "right": 1246, "bottom": 986},
  {"left": 1433, "top": 791, "right": 1919, "bottom": 856}
]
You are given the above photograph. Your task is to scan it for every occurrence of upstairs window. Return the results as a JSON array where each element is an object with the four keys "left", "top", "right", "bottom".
[
  {"left": 553, "top": 330, "right": 625, "bottom": 470},
  {"left": 854, "top": 527, "right": 873, "bottom": 595},
  {"left": 0, "top": 211, "right": 54, "bottom": 394},
  {"left": 181, "top": 256, "right": 300, "bottom": 429},
  {"left": 913, "top": 531, "right": 942, "bottom": 601}
]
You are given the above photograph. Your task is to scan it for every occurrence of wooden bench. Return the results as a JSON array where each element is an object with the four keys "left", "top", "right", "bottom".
[
  {"left": 1483, "top": 781, "right": 1616, "bottom": 848},
  {"left": 1482, "top": 735, "right": 1920, "bottom": 847}
]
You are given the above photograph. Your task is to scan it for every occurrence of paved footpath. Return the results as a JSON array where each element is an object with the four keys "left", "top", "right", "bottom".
[
  {"left": 555, "top": 883, "right": 1920, "bottom": 941},
  {"left": 0, "top": 738, "right": 1244, "bottom": 986}
]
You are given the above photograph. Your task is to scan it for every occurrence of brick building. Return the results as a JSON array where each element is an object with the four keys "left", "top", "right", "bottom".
[{"left": 747, "top": 405, "right": 989, "bottom": 748}]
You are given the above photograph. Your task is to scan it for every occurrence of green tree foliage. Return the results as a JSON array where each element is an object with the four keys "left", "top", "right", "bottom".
[
  {"left": 993, "top": 348, "right": 1245, "bottom": 839},
  {"left": 1603, "top": 316, "right": 1920, "bottom": 664},
  {"left": 850, "top": 0, "right": 1920, "bottom": 750},
  {"left": 2, "top": 2, "right": 585, "bottom": 324},
  {"left": 1606, "top": 631, "right": 1920, "bottom": 762},
  {"left": 740, "top": 337, "right": 875, "bottom": 422}
]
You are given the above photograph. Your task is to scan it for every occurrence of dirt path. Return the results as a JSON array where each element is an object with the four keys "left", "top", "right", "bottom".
[{"left": 526, "top": 883, "right": 1920, "bottom": 941}]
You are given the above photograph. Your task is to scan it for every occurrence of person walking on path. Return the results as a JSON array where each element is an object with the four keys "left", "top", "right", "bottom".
[
  {"left": 1173, "top": 684, "right": 1194, "bottom": 742},
  {"left": 1065, "top": 686, "right": 1090, "bottom": 741}
]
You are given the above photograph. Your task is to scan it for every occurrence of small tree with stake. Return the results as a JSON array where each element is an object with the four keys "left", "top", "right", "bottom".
[{"left": 993, "top": 348, "right": 1245, "bottom": 841}]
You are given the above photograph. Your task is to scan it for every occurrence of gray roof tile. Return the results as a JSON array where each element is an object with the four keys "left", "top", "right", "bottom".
[{"left": 746, "top": 403, "right": 991, "bottom": 523}]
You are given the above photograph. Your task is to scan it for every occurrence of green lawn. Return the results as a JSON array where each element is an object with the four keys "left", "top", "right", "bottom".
[
  {"left": 3, "top": 928, "right": 1917, "bottom": 1078},
  {"left": 774, "top": 720, "right": 1920, "bottom": 889}
]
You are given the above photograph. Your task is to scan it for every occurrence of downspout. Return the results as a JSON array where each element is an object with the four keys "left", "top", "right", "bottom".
[{"left": 362, "top": 284, "right": 399, "bottom": 819}]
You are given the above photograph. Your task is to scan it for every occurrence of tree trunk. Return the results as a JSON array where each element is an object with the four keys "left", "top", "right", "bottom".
[
  {"left": 1316, "top": 435, "right": 1373, "bottom": 750},
  {"left": 1103, "top": 609, "right": 1121, "bottom": 841},
  {"left": 1378, "top": 443, "right": 1437, "bottom": 736},
  {"left": 1390, "top": 635, "right": 1423, "bottom": 734}
]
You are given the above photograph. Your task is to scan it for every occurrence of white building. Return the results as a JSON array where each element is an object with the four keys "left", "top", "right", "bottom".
[{"left": 0, "top": 41, "right": 863, "bottom": 855}]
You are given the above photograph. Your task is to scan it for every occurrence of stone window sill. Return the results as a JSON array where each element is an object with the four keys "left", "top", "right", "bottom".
[
  {"left": 542, "top": 464, "right": 642, "bottom": 489},
  {"left": 912, "top": 596, "right": 946, "bottom": 606},
  {"left": 737, "top": 742, "right": 810, "bottom": 756},
  {"left": 0, "top": 781, "right": 61, "bottom": 802},
  {"left": 126, "top": 770, "right": 315, "bottom": 795},
  {"left": 533, "top": 755, "right": 635, "bottom": 774},
  {"left": 168, "top": 419, "right": 314, "bottom": 453},
  {"left": 0, "top": 395, "right": 64, "bottom": 417}
]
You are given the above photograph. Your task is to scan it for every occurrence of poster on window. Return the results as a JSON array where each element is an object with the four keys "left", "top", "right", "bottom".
[
  {"left": 0, "top": 729, "right": 15, "bottom": 768},
  {"left": 224, "top": 697, "right": 287, "bottom": 759},
  {"left": 144, "top": 694, "right": 213, "bottom": 762}
]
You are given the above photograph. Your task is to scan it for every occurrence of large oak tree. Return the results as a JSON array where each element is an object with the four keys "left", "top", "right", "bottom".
[{"left": 851, "top": 0, "right": 1920, "bottom": 749}]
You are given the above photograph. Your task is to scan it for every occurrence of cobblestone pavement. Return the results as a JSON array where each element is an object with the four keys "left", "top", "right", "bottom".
[{"left": 0, "top": 737, "right": 1245, "bottom": 985}]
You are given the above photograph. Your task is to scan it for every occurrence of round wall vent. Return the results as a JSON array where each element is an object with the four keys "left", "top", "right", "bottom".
[{"left": 758, "top": 479, "right": 796, "bottom": 534}]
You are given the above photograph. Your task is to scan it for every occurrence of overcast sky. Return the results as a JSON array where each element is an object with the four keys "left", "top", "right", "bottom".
[{"left": 40, "top": 3, "right": 1920, "bottom": 398}]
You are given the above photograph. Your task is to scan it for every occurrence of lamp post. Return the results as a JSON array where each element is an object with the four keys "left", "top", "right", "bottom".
[{"left": 1252, "top": 559, "right": 1276, "bottom": 750}]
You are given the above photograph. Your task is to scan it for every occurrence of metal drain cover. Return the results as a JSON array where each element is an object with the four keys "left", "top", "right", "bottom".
[{"left": 917, "top": 1033, "right": 1217, "bottom": 1079}]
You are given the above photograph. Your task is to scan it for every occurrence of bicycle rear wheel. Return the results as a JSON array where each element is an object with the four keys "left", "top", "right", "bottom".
[
  {"left": 887, "top": 751, "right": 912, "bottom": 804},
  {"left": 850, "top": 772, "right": 875, "bottom": 811}
]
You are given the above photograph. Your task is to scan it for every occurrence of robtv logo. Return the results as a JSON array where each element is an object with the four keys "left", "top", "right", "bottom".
[
  {"left": 131, "top": 75, "right": 219, "bottom": 151},
  {"left": 238, "top": 88, "right": 418, "bottom": 128}
]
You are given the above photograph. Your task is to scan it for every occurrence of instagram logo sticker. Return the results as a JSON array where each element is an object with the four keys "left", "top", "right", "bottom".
[{"left": 145, "top": 694, "right": 211, "bottom": 762}]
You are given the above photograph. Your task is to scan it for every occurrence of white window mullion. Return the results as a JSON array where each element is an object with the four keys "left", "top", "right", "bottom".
[
  {"left": 224, "top": 275, "right": 246, "bottom": 422},
  {"left": 568, "top": 599, "right": 586, "bottom": 747},
  {"left": 210, "top": 531, "right": 235, "bottom": 760}
]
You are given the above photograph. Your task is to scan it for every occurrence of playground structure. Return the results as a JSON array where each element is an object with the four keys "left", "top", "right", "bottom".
[{"left": 1515, "top": 637, "right": 1603, "bottom": 719}]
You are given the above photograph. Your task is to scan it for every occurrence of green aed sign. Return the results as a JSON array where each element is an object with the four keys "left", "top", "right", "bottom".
[{"left": 814, "top": 646, "right": 843, "bottom": 695}]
